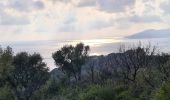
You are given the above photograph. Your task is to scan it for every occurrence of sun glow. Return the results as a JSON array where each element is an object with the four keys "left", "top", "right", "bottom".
[{"left": 66, "top": 38, "right": 122, "bottom": 47}]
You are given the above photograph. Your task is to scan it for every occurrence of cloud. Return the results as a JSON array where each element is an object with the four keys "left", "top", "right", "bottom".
[
  {"left": 160, "top": 1, "right": 170, "bottom": 14},
  {"left": 97, "top": 0, "right": 136, "bottom": 13},
  {"left": 77, "top": 0, "right": 97, "bottom": 7},
  {"left": 0, "top": 0, "right": 43, "bottom": 26},
  {"left": 129, "top": 15, "right": 161, "bottom": 23},
  {"left": 76, "top": 0, "right": 136, "bottom": 13},
  {"left": 89, "top": 19, "right": 114, "bottom": 30},
  {"left": 51, "top": 0, "right": 70, "bottom": 4},
  {"left": 57, "top": 11, "right": 77, "bottom": 32},
  {"left": 33, "top": 1, "right": 45, "bottom": 9},
  {"left": 52, "top": 0, "right": 136, "bottom": 13},
  {"left": 59, "top": 24, "right": 75, "bottom": 32},
  {"left": 0, "top": 11, "right": 30, "bottom": 25},
  {"left": 63, "top": 12, "right": 76, "bottom": 24},
  {"left": 0, "top": 0, "right": 169, "bottom": 42},
  {"left": 8, "top": 0, "right": 44, "bottom": 12}
]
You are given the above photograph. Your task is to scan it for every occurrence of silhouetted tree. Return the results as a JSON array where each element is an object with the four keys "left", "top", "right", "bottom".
[
  {"left": 155, "top": 53, "right": 170, "bottom": 81},
  {"left": 53, "top": 43, "right": 90, "bottom": 82},
  {"left": 85, "top": 57, "right": 97, "bottom": 83},
  {"left": 12, "top": 52, "right": 49, "bottom": 100},
  {"left": 0, "top": 46, "right": 13, "bottom": 86},
  {"left": 115, "top": 44, "right": 156, "bottom": 84},
  {"left": 0, "top": 46, "right": 14, "bottom": 99}
]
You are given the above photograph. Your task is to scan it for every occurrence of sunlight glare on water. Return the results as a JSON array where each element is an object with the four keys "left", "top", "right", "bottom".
[
  {"left": 1, "top": 37, "right": 170, "bottom": 70},
  {"left": 62, "top": 38, "right": 122, "bottom": 47}
]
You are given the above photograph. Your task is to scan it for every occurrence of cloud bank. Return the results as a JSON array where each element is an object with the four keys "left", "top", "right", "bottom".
[{"left": 0, "top": 0, "right": 169, "bottom": 41}]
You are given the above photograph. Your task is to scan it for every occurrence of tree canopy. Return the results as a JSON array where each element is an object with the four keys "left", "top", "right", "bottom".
[{"left": 52, "top": 43, "right": 90, "bottom": 81}]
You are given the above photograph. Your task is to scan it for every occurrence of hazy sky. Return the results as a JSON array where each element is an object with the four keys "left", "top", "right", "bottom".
[
  {"left": 1, "top": 0, "right": 170, "bottom": 69},
  {"left": 0, "top": 0, "right": 170, "bottom": 41}
]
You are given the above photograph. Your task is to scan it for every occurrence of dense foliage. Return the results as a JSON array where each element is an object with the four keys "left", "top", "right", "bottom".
[
  {"left": 0, "top": 43, "right": 170, "bottom": 100},
  {"left": 52, "top": 43, "right": 90, "bottom": 82},
  {"left": 0, "top": 47, "right": 49, "bottom": 100}
]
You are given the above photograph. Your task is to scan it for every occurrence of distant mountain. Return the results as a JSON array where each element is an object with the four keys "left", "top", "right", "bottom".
[{"left": 127, "top": 28, "right": 170, "bottom": 39}]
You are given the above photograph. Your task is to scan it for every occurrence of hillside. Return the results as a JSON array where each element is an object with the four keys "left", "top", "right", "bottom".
[{"left": 127, "top": 28, "right": 170, "bottom": 39}]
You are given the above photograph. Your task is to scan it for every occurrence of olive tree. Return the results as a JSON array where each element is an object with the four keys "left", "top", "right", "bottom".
[{"left": 52, "top": 43, "right": 90, "bottom": 82}]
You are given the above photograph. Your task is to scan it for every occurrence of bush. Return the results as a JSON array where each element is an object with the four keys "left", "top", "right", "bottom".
[
  {"left": 30, "top": 78, "right": 59, "bottom": 100},
  {"left": 79, "top": 85, "right": 115, "bottom": 100},
  {"left": 58, "top": 86, "right": 82, "bottom": 100},
  {"left": 114, "top": 86, "right": 132, "bottom": 100},
  {"left": 0, "top": 85, "right": 14, "bottom": 100},
  {"left": 153, "top": 81, "right": 170, "bottom": 100}
]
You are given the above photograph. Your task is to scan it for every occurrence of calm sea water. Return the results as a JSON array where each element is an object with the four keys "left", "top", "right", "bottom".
[{"left": 0, "top": 38, "right": 170, "bottom": 70}]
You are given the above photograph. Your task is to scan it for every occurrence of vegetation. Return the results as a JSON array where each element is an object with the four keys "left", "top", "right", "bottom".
[
  {"left": 0, "top": 43, "right": 170, "bottom": 100},
  {"left": 0, "top": 47, "right": 49, "bottom": 100},
  {"left": 52, "top": 43, "right": 90, "bottom": 82}
]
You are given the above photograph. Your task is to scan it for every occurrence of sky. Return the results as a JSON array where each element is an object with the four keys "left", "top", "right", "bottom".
[
  {"left": 0, "top": 0, "right": 170, "bottom": 42},
  {"left": 0, "top": 0, "right": 170, "bottom": 70}
]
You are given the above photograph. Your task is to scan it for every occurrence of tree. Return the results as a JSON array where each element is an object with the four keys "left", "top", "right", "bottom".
[
  {"left": 0, "top": 46, "right": 14, "bottom": 99},
  {"left": 12, "top": 52, "right": 49, "bottom": 100},
  {"left": 52, "top": 43, "right": 90, "bottom": 82},
  {"left": 0, "top": 85, "right": 15, "bottom": 100},
  {"left": 72, "top": 43, "right": 90, "bottom": 80},
  {"left": 53, "top": 45, "right": 74, "bottom": 80},
  {"left": 86, "top": 58, "right": 96, "bottom": 83},
  {"left": 0, "top": 46, "right": 13, "bottom": 86},
  {"left": 115, "top": 44, "right": 156, "bottom": 84},
  {"left": 154, "top": 53, "right": 170, "bottom": 81}
]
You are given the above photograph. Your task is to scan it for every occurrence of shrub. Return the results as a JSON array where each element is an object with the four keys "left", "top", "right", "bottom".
[
  {"left": 153, "top": 81, "right": 170, "bottom": 100},
  {"left": 0, "top": 85, "right": 14, "bottom": 100},
  {"left": 30, "top": 78, "right": 59, "bottom": 100},
  {"left": 79, "top": 85, "right": 115, "bottom": 100}
]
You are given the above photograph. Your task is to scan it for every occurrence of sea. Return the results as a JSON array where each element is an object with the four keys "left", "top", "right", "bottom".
[{"left": 0, "top": 37, "right": 170, "bottom": 70}]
